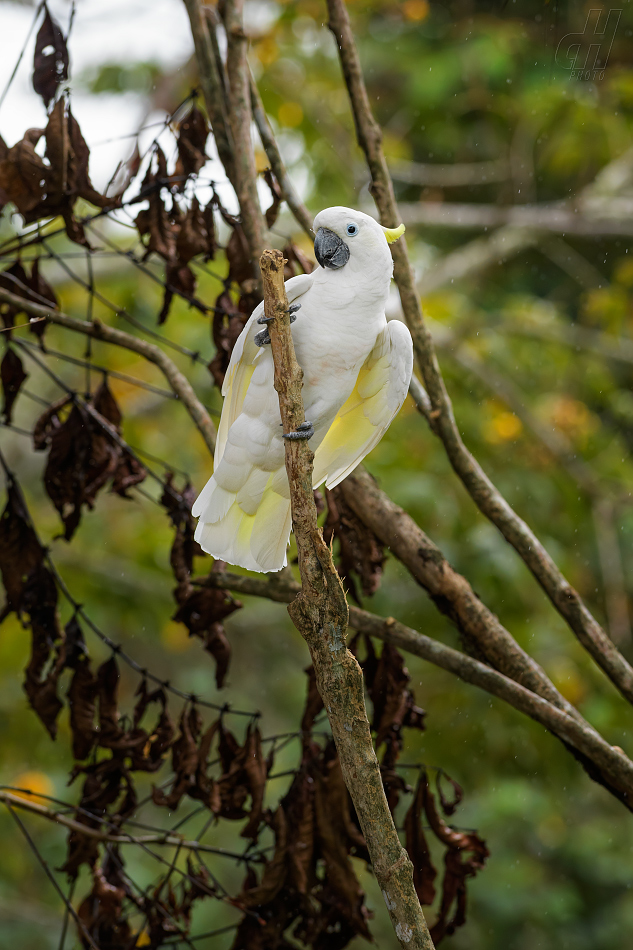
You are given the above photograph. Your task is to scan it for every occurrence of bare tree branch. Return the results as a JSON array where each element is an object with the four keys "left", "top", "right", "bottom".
[
  {"left": 249, "top": 74, "right": 313, "bottom": 237},
  {"left": 0, "top": 288, "right": 216, "bottom": 455},
  {"left": 397, "top": 199, "right": 633, "bottom": 237},
  {"left": 389, "top": 158, "right": 510, "bottom": 188},
  {"left": 338, "top": 466, "right": 585, "bottom": 719},
  {"left": 181, "top": 0, "right": 235, "bottom": 183},
  {"left": 592, "top": 499, "right": 632, "bottom": 646},
  {"left": 325, "top": 0, "right": 633, "bottom": 707},
  {"left": 418, "top": 226, "right": 539, "bottom": 297},
  {"left": 201, "top": 569, "right": 633, "bottom": 809},
  {"left": 260, "top": 247, "right": 435, "bottom": 950},
  {"left": 223, "top": 0, "right": 265, "bottom": 270},
  {"left": 0, "top": 790, "right": 253, "bottom": 857}
]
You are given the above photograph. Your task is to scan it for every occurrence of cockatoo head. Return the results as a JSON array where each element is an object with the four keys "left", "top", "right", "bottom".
[{"left": 312, "top": 206, "right": 404, "bottom": 275}]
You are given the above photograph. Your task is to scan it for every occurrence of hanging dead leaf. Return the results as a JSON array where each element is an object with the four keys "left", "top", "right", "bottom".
[
  {"left": 209, "top": 289, "right": 248, "bottom": 388},
  {"left": 33, "top": 4, "right": 69, "bottom": 108},
  {"left": 158, "top": 262, "right": 196, "bottom": 325},
  {"left": 105, "top": 142, "right": 141, "bottom": 201},
  {"left": 21, "top": 563, "right": 66, "bottom": 738},
  {"left": 404, "top": 771, "right": 437, "bottom": 906},
  {"left": 174, "top": 106, "right": 208, "bottom": 185},
  {"left": 0, "top": 129, "right": 48, "bottom": 220},
  {"left": 68, "top": 658, "right": 97, "bottom": 760},
  {"left": 176, "top": 197, "right": 208, "bottom": 263},
  {"left": 0, "top": 479, "right": 44, "bottom": 616},
  {"left": 1, "top": 347, "right": 27, "bottom": 424},
  {"left": 324, "top": 486, "right": 386, "bottom": 603}
]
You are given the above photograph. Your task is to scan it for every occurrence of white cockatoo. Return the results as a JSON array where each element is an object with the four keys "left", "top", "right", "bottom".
[{"left": 192, "top": 206, "right": 413, "bottom": 573}]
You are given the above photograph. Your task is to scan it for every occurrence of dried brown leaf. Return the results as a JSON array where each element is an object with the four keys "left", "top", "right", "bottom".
[
  {"left": 0, "top": 479, "right": 44, "bottom": 615},
  {"left": 404, "top": 772, "right": 437, "bottom": 906},
  {"left": 1, "top": 347, "right": 27, "bottom": 424},
  {"left": 324, "top": 485, "right": 386, "bottom": 603},
  {"left": 174, "top": 106, "right": 208, "bottom": 184},
  {"left": 33, "top": 4, "right": 69, "bottom": 108},
  {"left": 68, "top": 658, "right": 97, "bottom": 760},
  {"left": 0, "top": 129, "right": 48, "bottom": 219},
  {"left": 21, "top": 564, "right": 66, "bottom": 737}
]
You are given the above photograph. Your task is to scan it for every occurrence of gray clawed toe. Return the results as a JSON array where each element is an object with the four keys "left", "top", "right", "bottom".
[
  {"left": 254, "top": 304, "right": 301, "bottom": 347},
  {"left": 283, "top": 420, "right": 314, "bottom": 440}
]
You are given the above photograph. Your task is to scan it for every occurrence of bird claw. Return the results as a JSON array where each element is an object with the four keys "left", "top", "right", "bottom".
[
  {"left": 257, "top": 303, "right": 300, "bottom": 326},
  {"left": 283, "top": 421, "right": 314, "bottom": 441},
  {"left": 287, "top": 303, "right": 301, "bottom": 322},
  {"left": 255, "top": 303, "right": 301, "bottom": 346}
]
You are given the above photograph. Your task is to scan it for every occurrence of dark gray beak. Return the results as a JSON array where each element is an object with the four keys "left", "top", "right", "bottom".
[{"left": 314, "top": 227, "right": 350, "bottom": 269}]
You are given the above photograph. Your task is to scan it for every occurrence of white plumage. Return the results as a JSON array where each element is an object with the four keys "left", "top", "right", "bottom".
[{"left": 193, "top": 206, "right": 414, "bottom": 573}]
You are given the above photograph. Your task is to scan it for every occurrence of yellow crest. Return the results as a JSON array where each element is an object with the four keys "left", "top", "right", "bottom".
[{"left": 382, "top": 223, "right": 406, "bottom": 244}]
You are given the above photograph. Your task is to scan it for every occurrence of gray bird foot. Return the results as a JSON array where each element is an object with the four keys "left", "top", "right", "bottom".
[
  {"left": 283, "top": 420, "right": 314, "bottom": 440},
  {"left": 255, "top": 304, "right": 300, "bottom": 347}
]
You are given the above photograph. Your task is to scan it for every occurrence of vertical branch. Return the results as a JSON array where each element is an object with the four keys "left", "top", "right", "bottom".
[
  {"left": 324, "top": 0, "right": 633, "bottom": 707},
  {"left": 249, "top": 74, "right": 314, "bottom": 237},
  {"left": 260, "top": 248, "right": 435, "bottom": 950},
  {"left": 223, "top": 0, "right": 265, "bottom": 270},
  {"left": 593, "top": 500, "right": 631, "bottom": 646},
  {"left": 182, "top": 0, "right": 236, "bottom": 183}
]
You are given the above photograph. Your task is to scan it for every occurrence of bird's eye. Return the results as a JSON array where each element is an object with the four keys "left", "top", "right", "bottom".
[{"left": 346, "top": 223, "right": 359, "bottom": 236}]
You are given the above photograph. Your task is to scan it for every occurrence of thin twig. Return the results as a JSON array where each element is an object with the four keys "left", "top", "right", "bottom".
[
  {"left": 0, "top": 289, "right": 217, "bottom": 455},
  {"left": 5, "top": 804, "right": 101, "bottom": 950},
  {"left": 0, "top": 790, "right": 260, "bottom": 857},
  {"left": 249, "top": 73, "right": 313, "bottom": 237}
]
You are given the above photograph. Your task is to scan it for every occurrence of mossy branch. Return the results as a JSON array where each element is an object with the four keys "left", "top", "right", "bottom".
[{"left": 260, "top": 247, "right": 435, "bottom": 950}]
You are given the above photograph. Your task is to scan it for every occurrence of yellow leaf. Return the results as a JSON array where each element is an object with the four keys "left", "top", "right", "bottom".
[
  {"left": 483, "top": 411, "right": 523, "bottom": 444},
  {"left": 403, "top": 0, "right": 430, "bottom": 22},
  {"left": 278, "top": 102, "right": 303, "bottom": 128}
]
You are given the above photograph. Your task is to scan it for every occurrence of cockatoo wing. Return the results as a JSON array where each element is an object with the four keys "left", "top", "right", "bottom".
[
  {"left": 312, "top": 319, "right": 413, "bottom": 490},
  {"left": 214, "top": 273, "right": 314, "bottom": 465}
]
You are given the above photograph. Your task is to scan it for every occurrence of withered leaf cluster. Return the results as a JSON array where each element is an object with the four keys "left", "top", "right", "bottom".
[
  {"left": 33, "top": 378, "right": 146, "bottom": 540},
  {"left": 351, "top": 635, "right": 426, "bottom": 813},
  {"left": 62, "top": 659, "right": 177, "bottom": 877},
  {"left": 324, "top": 485, "right": 386, "bottom": 603},
  {"left": 161, "top": 474, "right": 241, "bottom": 686},
  {"left": 133, "top": 109, "right": 216, "bottom": 324},
  {"left": 233, "top": 739, "right": 372, "bottom": 950},
  {"left": 0, "top": 478, "right": 71, "bottom": 736},
  {"left": 0, "top": 99, "right": 114, "bottom": 246},
  {"left": 405, "top": 770, "right": 489, "bottom": 944},
  {"left": 153, "top": 712, "right": 268, "bottom": 838},
  {"left": 77, "top": 847, "right": 214, "bottom": 950}
]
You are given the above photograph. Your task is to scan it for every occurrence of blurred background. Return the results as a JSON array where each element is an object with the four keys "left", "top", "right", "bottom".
[{"left": 2, "top": 0, "right": 633, "bottom": 947}]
